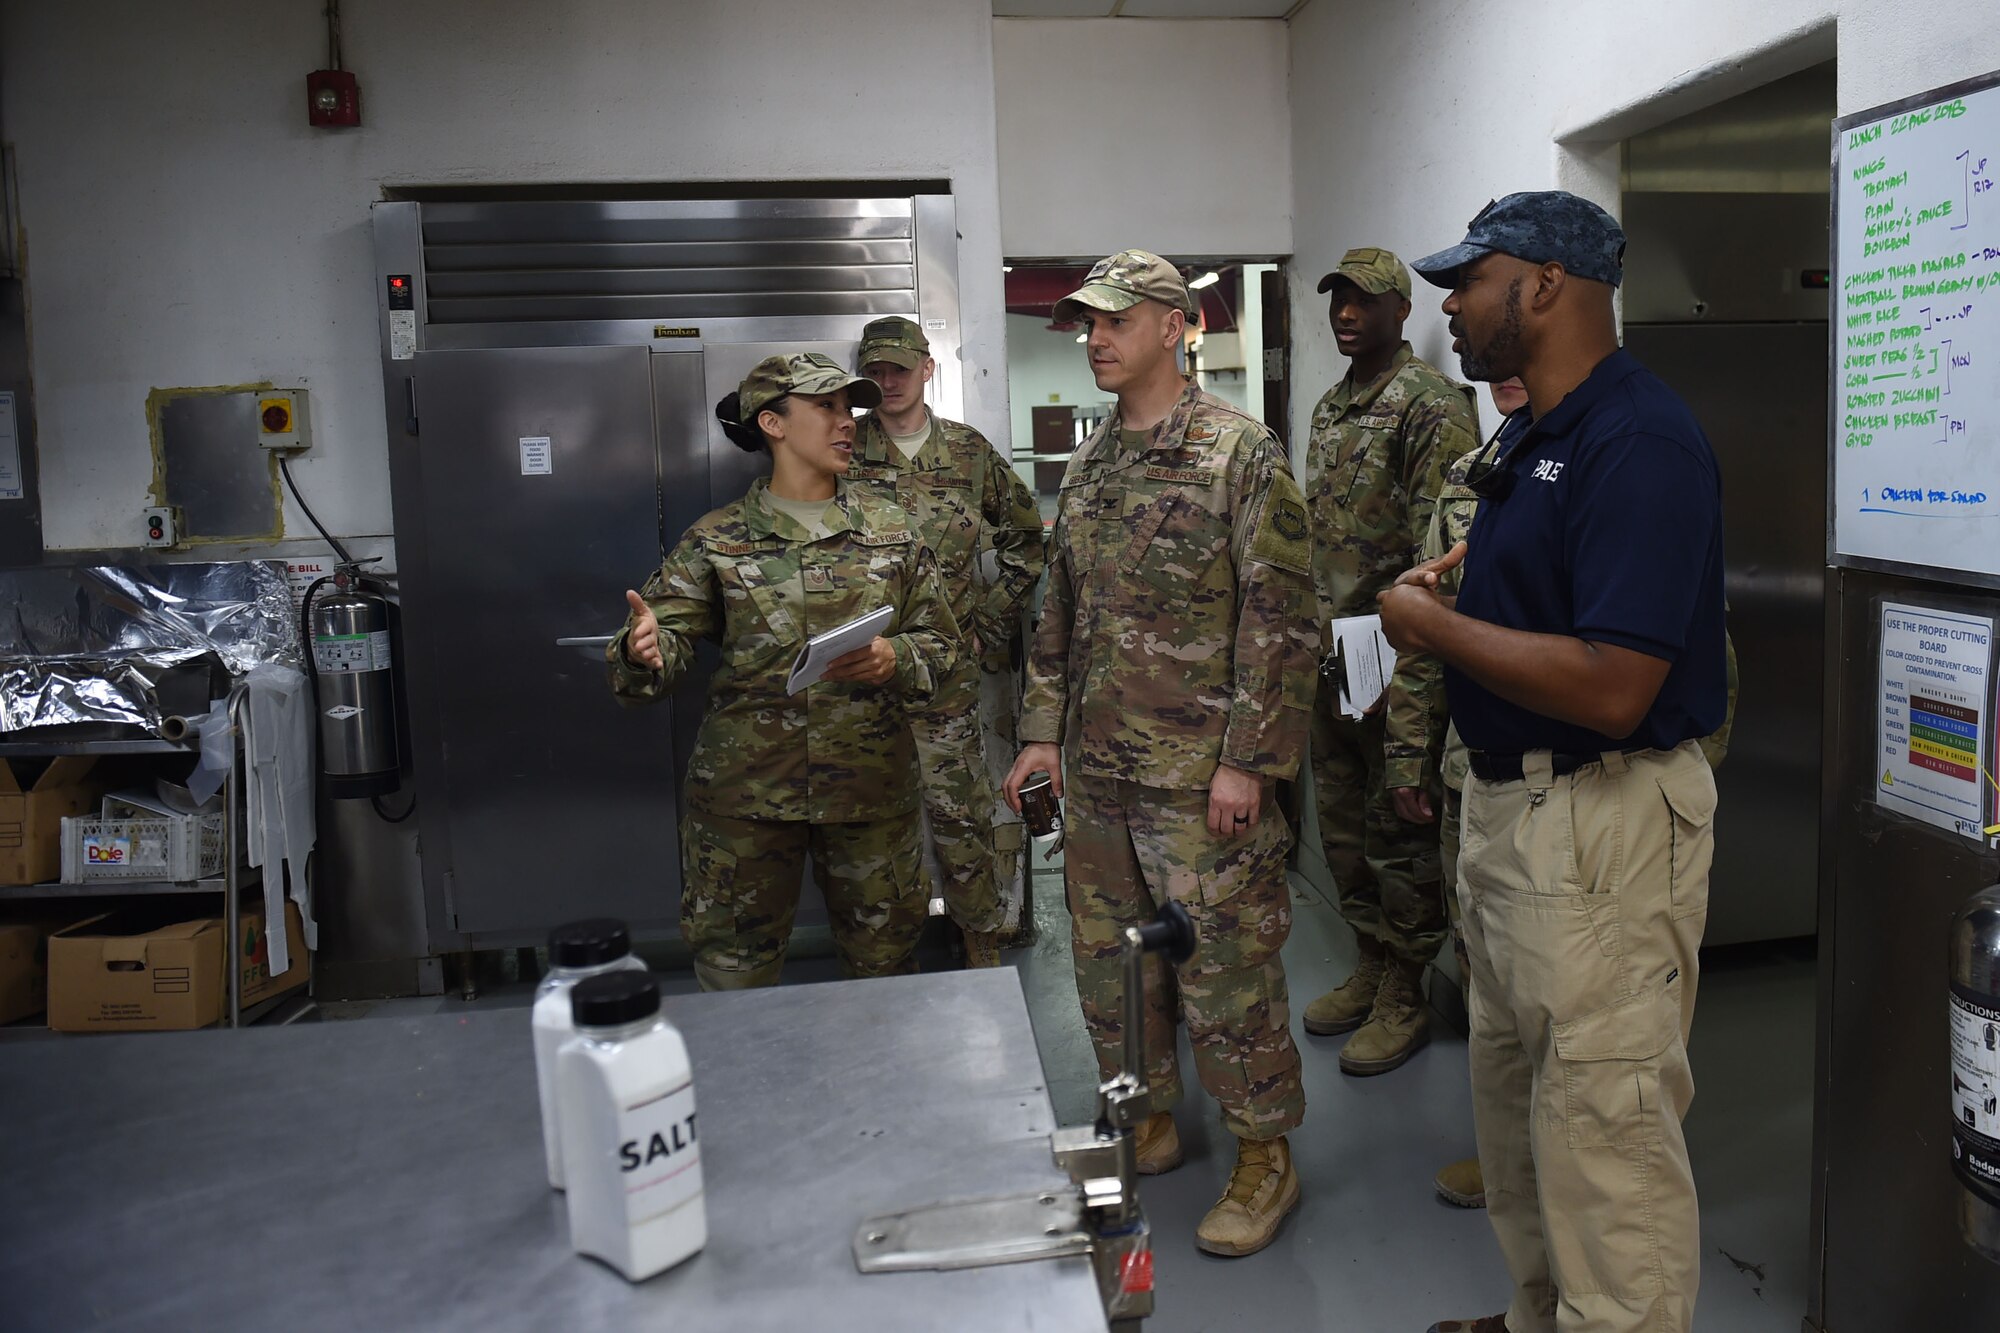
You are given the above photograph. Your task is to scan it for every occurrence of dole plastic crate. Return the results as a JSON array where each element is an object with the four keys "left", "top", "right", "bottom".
[{"left": 60, "top": 811, "right": 225, "bottom": 883}]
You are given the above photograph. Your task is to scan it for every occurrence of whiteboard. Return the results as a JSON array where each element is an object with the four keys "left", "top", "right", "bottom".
[{"left": 1833, "top": 71, "right": 2000, "bottom": 581}]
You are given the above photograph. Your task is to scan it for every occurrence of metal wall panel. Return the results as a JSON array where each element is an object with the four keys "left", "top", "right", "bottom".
[
  {"left": 1810, "top": 568, "right": 2000, "bottom": 1329},
  {"left": 650, "top": 350, "right": 728, "bottom": 839},
  {"left": 409, "top": 344, "right": 678, "bottom": 938},
  {"left": 418, "top": 198, "right": 922, "bottom": 327},
  {"left": 1624, "top": 323, "right": 1824, "bottom": 944},
  {"left": 0, "top": 278, "right": 43, "bottom": 563},
  {"left": 1623, "top": 62, "right": 1837, "bottom": 195},
  {"left": 158, "top": 393, "right": 279, "bottom": 539},
  {"left": 913, "top": 194, "right": 967, "bottom": 441},
  {"left": 1622, "top": 192, "right": 1830, "bottom": 325},
  {"left": 392, "top": 195, "right": 963, "bottom": 424}
]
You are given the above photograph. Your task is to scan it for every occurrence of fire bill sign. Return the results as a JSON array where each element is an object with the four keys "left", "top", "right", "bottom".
[{"left": 1876, "top": 601, "right": 1997, "bottom": 841}]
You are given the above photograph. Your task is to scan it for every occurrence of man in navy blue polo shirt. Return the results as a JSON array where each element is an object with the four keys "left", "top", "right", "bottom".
[{"left": 1383, "top": 192, "right": 1726, "bottom": 1333}]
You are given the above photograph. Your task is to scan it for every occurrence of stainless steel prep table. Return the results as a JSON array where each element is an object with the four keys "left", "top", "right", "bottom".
[{"left": 0, "top": 969, "right": 1109, "bottom": 1331}]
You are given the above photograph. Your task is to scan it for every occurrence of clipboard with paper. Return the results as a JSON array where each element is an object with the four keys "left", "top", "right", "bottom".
[
  {"left": 1327, "top": 614, "right": 1395, "bottom": 719},
  {"left": 786, "top": 604, "right": 895, "bottom": 695}
]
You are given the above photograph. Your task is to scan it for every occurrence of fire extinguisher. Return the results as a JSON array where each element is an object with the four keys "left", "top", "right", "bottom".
[
  {"left": 1949, "top": 883, "right": 2000, "bottom": 1263},
  {"left": 301, "top": 560, "right": 400, "bottom": 799}
]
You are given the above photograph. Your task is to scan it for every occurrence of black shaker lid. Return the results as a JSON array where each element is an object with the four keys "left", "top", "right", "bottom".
[
  {"left": 548, "top": 918, "right": 632, "bottom": 969},
  {"left": 570, "top": 970, "right": 660, "bottom": 1028}
]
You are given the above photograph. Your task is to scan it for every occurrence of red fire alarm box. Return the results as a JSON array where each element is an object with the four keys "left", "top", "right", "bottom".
[{"left": 307, "top": 69, "right": 360, "bottom": 128}]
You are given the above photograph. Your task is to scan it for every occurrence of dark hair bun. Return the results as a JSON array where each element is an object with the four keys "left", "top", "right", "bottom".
[{"left": 714, "top": 392, "right": 763, "bottom": 453}]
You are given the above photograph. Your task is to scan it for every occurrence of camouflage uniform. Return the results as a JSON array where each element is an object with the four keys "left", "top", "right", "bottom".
[
  {"left": 1305, "top": 339, "right": 1479, "bottom": 968},
  {"left": 1022, "top": 378, "right": 1320, "bottom": 1140},
  {"left": 848, "top": 327, "right": 1045, "bottom": 934},
  {"left": 609, "top": 478, "right": 959, "bottom": 988},
  {"left": 1394, "top": 420, "right": 1495, "bottom": 993}
]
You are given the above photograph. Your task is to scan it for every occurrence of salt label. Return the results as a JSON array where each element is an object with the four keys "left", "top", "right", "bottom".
[{"left": 620, "top": 1082, "right": 701, "bottom": 1226}]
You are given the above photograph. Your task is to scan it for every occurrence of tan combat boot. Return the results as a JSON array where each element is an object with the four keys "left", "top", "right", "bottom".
[
  {"left": 1194, "top": 1135, "right": 1300, "bottom": 1257},
  {"left": 962, "top": 928, "right": 1002, "bottom": 969},
  {"left": 1433, "top": 1155, "right": 1486, "bottom": 1208},
  {"left": 1133, "top": 1111, "right": 1184, "bottom": 1175},
  {"left": 1338, "top": 954, "right": 1431, "bottom": 1075},
  {"left": 693, "top": 957, "right": 785, "bottom": 991},
  {"left": 1303, "top": 934, "right": 1386, "bottom": 1036}
]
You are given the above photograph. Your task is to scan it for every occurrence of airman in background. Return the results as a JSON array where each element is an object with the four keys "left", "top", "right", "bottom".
[
  {"left": 1301, "top": 246, "right": 1480, "bottom": 1076},
  {"left": 851, "top": 317, "right": 1047, "bottom": 967}
]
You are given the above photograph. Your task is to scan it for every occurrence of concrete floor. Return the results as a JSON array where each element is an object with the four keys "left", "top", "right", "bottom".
[
  {"left": 1013, "top": 866, "right": 1817, "bottom": 1333},
  {"left": 333, "top": 864, "right": 1816, "bottom": 1332}
]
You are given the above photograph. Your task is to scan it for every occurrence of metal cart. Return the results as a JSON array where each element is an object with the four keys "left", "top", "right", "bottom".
[{"left": 0, "top": 686, "right": 306, "bottom": 1028}]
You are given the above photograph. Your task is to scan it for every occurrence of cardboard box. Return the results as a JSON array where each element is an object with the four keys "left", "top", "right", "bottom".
[
  {"left": 0, "top": 911, "right": 94, "bottom": 1024},
  {"left": 239, "top": 898, "right": 309, "bottom": 1009},
  {"left": 0, "top": 921, "right": 46, "bottom": 1023},
  {"left": 45, "top": 899, "right": 310, "bottom": 1032},
  {"left": 0, "top": 757, "right": 102, "bottom": 886},
  {"left": 48, "top": 910, "right": 224, "bottom": 1032},
  {"left": 0, "top": 922, "right": 36, "bottom": 1022}
]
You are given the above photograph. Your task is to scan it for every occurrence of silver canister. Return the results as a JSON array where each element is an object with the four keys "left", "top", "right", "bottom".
[{"left": 311, "top": 581, "right": 400, "bottom": 797}]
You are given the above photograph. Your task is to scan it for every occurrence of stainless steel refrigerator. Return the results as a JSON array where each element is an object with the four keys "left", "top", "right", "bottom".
[{"left": 368, "top": 195, "right": 965, "bottom": 949}]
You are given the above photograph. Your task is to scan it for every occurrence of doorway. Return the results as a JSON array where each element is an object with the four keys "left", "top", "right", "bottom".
[
  {"left": 1619, "top": 61, "right": 1834, "bottom": 948},
  {"left": 1002, "top": 260, "right": 1288, "bottom": 522}
]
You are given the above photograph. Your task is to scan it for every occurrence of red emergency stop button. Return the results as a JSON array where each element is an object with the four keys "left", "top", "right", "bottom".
[{"left": 262, "top": 403, "right": 291, "bottom": 432}]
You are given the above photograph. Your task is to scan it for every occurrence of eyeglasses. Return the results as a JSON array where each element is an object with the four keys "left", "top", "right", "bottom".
[
  {"left": 1463, "top": 420, "right": 1516, "bottom": 501},
  {"left": 1465, "top": 456, "right": 1515, "bottom": 501}
]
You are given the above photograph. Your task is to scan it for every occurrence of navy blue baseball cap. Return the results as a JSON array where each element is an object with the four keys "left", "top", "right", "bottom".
[{"left": 1412, "top": 191, "right": 1627, "bottom": 289}]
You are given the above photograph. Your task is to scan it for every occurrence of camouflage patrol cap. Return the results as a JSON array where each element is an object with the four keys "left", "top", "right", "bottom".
[
  {"left": 738, "top": 351, "right": 882, "bottom": 421},
  {"left": 1315, "top": 247, "right": 1412, "bottom": 300},
  {"left": 1052, "top": 249, "right": 1197, "bottom": 322},
  {"left": 1412, "top": 190, "right": 1626, "bottom": 288},
  {"left": 857, "top": 316, "right": 931, "bottom": 370}
]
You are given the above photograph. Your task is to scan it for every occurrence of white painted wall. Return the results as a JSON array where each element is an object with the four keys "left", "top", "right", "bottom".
[
  {"left": 993, "top": 18, "right": 1292, "bottom": 260},
  {"left": 3, "top": 0, "right": 1008, "bottom": 552},
  {"left": 1287, "top": 0, "right": 2000, "bottom": 437}
]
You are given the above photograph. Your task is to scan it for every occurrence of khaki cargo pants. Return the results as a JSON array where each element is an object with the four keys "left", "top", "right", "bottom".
[
  {"left": 679, "top": 807, "right": 926, "bottom": 991},
  {"left": 1441, "top": 783, "right": 1468, "bottom": 983},
  {"left": 908, "top": 658, "right": 1007, "bottom": 933},
  {"left": 1064, "top": 770, "right": 1306, "bottom": 1140},
  {"left": 1458, "top": 742, "right": 1715, "bottom": 1333}
]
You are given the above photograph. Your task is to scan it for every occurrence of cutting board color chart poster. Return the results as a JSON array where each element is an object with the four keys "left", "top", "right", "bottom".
[{"left": 1877, "top": 600, "right": 1996, "bottom": 840}]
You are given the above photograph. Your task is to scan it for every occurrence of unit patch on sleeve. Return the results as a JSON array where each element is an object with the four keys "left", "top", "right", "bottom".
[{"left": 1249, "top": 493, "right": 1312, "bottom": 574}]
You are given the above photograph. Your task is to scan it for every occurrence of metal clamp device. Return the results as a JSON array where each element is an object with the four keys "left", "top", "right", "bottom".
[{"left": 853, "top": 901, "right": 1197, "bottom": 1330}]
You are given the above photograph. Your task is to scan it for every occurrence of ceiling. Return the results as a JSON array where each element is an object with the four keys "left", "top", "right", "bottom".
[{"left": 993, "top": 1, "right": 1304, "bottom": 17}]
